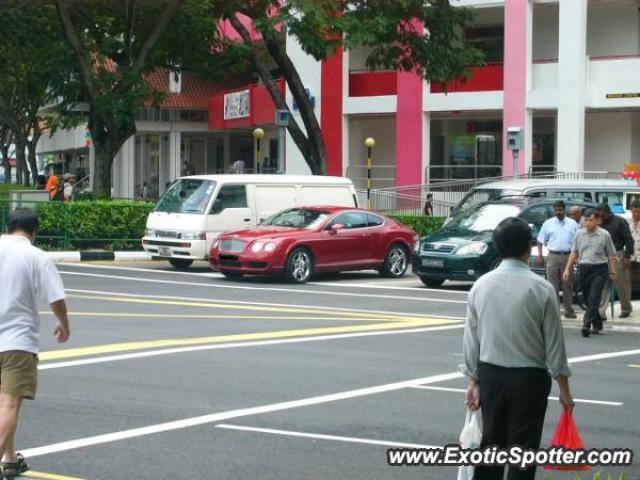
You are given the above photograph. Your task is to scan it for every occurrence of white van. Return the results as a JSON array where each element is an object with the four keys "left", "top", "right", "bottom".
[
  {"left": 452, "top": 179, "right": 640, "bottom": 216},
  {"left": 142, "top": 175, "right": 359, "bottom": 268}
]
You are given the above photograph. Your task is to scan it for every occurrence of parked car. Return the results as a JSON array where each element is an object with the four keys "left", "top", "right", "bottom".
[
  {"left": 143, "top": 174, "right": 359, "bottom": 269},
  {"left": 414, "top": 198, "right": 595, "bottom": 288},
  {"left": 450, "top": 178, "right": 638, "bottom": 217},
  {"left": 209, "top": 206, "right": 418, "bottom": 283}
]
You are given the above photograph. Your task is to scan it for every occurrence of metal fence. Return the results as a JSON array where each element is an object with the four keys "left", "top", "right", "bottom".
[
  {"left": 0, "top": 196, "right": 153, "bottom": 251},
  {"left": 359, "top": 171, "right": 624, "bottom": 216}
]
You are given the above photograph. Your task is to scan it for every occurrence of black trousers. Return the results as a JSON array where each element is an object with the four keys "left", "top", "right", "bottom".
[
  {"left": 474, "top": 362, "right": 551, "bottom": 480},
  {"left": 579, "top": 263, "right": 609, "bottom": 330}
]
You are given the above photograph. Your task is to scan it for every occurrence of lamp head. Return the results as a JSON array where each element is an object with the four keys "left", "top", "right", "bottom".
[
  {"left": 253, "top": 128, "right": 265, "bottom": 140},
  {"left": 365, "top": 137, "right": 375, "bottom": 148}
]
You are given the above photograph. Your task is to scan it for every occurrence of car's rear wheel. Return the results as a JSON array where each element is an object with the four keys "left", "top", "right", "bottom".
[
  {"left": 222, "top": 271, "right": 244, "bottom": 280},
  {"left": 420, "top": 276, "right": 445, "bottom": 288},
  {"left": 379, "top": 244, "right": 409, "bottom": 278},
  {"left": 169, "top": 258, "right": 193, "bottom": 269},
  {"left": 285, "top": 248, "right": 313, "bottom": 284}
]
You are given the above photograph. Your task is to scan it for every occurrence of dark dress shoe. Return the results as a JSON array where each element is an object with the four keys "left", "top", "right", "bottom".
[
  {"left": 619, "top": 312, "right": 631, "bottom": 319},
  {"left": 564, "top": 312, "right": 577, "bottom": 319},
  {"left": 581, "top": 328, "right": 590, "bottom": 337}
]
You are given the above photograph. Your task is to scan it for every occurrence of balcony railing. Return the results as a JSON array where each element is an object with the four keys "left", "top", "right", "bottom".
[
  {"left": 348, "top": 70, "right": 397, "bottom": 97},
  {"left": 430, "top": 63, "right": 504, "bottom": 93}
]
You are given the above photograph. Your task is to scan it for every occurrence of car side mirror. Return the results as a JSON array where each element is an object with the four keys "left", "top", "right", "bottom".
[
  {"left": 329, "top": 224, "right": 345, "bottom": 235},
  {"left": 210, "top": 198, "right": 222, "bottom": 215}
]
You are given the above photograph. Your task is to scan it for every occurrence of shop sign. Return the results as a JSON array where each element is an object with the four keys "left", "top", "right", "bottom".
[
  {"left": 224, "top": 89, "right": 250, "bottom": 120},
  {"left": 606, "top": 93, "right": 640, "bottom": 99}
]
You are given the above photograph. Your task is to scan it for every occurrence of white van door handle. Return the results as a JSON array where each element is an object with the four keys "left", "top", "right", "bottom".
[{"left": 243, "top": 218, "right": 251, "bottom": 222}]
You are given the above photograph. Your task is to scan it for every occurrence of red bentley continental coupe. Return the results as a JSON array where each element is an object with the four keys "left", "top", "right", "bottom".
[{"left": 209, "top": 206, "right": 418, "bottom": 283}]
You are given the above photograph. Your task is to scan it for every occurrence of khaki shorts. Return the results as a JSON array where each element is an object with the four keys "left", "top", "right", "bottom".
[{"left": 0, "top": 351, "right": 38, "bottom": 400}]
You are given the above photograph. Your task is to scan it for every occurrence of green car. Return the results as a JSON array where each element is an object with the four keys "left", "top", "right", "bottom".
[{"left": 414, "top": 198, "right": 594, "bottom": 288}]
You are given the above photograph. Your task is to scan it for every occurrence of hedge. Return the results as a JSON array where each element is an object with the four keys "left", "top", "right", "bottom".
[
  {"left": 32, "top": 200, "right": 155, "bottom": 251},
  {"left": 389, "top": 215, "right": 445, "bottom": 237}
]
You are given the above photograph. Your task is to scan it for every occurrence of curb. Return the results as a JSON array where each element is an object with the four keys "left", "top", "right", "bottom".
[{"left": 46, "top": 251, "right": 151, "bottom": 262}]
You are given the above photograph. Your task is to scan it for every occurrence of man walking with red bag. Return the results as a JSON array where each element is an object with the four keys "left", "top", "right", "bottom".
[{"left": 462, "top": 217, "right": 574, "bottom": 480}]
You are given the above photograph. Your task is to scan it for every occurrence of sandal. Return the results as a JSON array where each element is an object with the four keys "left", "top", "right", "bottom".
[{"left": 1, "top": 453, "right": 29, "bottom": 478}]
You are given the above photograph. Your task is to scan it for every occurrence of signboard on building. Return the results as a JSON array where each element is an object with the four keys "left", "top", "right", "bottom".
[
  {"left": 606, "top": 93, "right": 640, "bottom": 99},
  {"left": 224, "top": 89, "right": 250, "bottom": 120}
]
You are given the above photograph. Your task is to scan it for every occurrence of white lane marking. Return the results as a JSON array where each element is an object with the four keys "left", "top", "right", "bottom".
[
  {"left": 20, "top": 372, "right": 463, "bottom": 458},
  {"left": 215, "top": 424, "right": 440, "bottom": 449},
  {"left": 58, "top": 262, "right": 469, "bottom": 295},
  {"left": 39, "top": 324, "right": 465, "bottom": 370},
  {"left": 408, "top": 386, "right": 624, "bottom": 407},
  {"left": 56, "top": 262, "right": 222, "bottom": 278},
  {"left": 58, "top": 271, "right": 468, "bottom": 305},
  {"left": 569, "top": 349, "right": 640, "bottom": 364},
  {"left": 65, "top": 288, "right": 467, "bottom": 321},
  {"left": 308, "top": 281, "right": 468, "bottom": 295},
  {"left": 21, "top": 348, "right": 640, "bottom": 458}
]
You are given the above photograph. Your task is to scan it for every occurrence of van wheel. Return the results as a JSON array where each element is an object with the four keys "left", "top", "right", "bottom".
[
  {"left": 420, "top": 276, "right": 444, "bottom": 288},
  {"left": 285, "top": 248, "right": 313, "bottom": 284},
  {"left": 169, "top": 258, "right": 193, "bottom": 269},
  {"left": 222, "top": 271, "right": 244, "bottom": 280},
  {"left": 379, "top": 244, "right": 409, "bottom": 278}
]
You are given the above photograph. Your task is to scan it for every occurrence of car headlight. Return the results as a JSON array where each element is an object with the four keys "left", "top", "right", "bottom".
[
  {"left": 264, "top": 241, "right": 277, "bottom": 252},
  {"left": 213, "top": 239, "right": 220, "bottom": 249},
  {"left": 146, "top": 229, "right": 156, "bottom": 237},
  {"left": 456, "top": 242, "right": 488, "bottom": 256},
  {"left": 180, "top": 231, "right": 206, "bottom": 240},
  {"left": 251, "top": 242, "right": 264, "bottom": 253},
  {"left": 413, "top": 235, "right": 420, "bottom": 253}
]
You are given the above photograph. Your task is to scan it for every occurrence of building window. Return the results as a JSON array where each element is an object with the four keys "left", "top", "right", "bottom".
[
  {"left": 179, "top": 110, "right": 208, "bottom": 122},
  {"left": 430, "top": 119, "right": 503, "bottom": 181},
  {"left": 465, "top": 25, "right": 504, "bottom": 63}
]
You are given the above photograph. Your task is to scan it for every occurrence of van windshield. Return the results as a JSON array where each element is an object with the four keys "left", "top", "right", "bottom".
[
  {"left": 155, "top": 179, "right": 216, "bottom": 214},
  {"left": 455, "top": 188, "right": 519, "bottom": 213},
  {"left": 263, "top": 208, "right": 330, "bottom": 229}
]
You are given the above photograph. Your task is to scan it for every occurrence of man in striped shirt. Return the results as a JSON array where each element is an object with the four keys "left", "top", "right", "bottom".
[{"left": 462, "top": 217, "right": 573, "bottom": 480}]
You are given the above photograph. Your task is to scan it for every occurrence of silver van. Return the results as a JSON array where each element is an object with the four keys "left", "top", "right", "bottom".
[{"left": 452, "top": 179, "right": 639, "bottom": 216}]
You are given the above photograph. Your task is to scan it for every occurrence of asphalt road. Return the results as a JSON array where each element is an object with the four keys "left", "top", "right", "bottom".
[{"left": 15, "top": 261, "right": 640, "bottom": 480}]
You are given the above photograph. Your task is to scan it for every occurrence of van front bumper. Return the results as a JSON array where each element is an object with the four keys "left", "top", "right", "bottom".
[{"left": 142, "top": 237, "right": 208, "bottom": 260}]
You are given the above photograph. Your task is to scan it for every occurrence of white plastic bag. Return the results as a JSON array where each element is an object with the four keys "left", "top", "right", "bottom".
[{"left": 457, "top": 408, "right": 482, "bottom": 480}]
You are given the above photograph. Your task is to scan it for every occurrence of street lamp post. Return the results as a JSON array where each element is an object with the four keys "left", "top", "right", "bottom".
[
  {"left": 253, "top": 128, "right": 265, "bottom": 173},
  {"left": 365, "top": 137, "right": 375, "bottom": 210}
]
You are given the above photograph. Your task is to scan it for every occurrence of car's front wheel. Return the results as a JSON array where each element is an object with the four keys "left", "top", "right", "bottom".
[
  {"left": 169, "top": 258, "right": 193, "bottom": 269},
  {"left": 420, "top": 276, "right": 444, "bottom": 288},
  {"left": 379, "top": 244, "right": 409, "bottom": 278},
  {"left": 285, "top": 247, "right": 313, "bottom": 284}
]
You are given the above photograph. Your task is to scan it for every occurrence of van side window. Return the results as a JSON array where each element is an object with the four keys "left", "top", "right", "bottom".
[
  {"left": 211, "top": 185, "right": 247, "bottom": 214},
  {"left": 555, "top": 191, "right": 592, "bottom": 202},
  {"left": 595, "top": 192, "right": 623, "bottom": 205}
]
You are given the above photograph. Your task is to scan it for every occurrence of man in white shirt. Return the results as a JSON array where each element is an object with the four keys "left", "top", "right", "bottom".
[{"left": 0, "top": 209, "right": 70, "bottom": 478}]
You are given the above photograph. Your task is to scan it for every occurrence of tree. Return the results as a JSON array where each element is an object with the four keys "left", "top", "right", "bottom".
[
  {"left": 54, "top": 0, "right": 220, "bottom": 197},
  {"left": 215, "top": 0, "right": 483, "bottom": 175},
  {"left": 0, "top": 125, "right": 13, "bottom": 184},
  {"left": 0, "top": 0, "right": 70, "bottom": 186}
]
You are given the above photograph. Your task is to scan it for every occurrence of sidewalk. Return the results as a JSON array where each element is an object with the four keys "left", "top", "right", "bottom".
[{"left": 563, "top": 299, "right": 640, "bottom": 330}]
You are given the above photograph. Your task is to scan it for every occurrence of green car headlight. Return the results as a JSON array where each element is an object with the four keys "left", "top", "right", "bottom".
[{"left": 456, "top": 242, "right": 488, "bottom": 256}]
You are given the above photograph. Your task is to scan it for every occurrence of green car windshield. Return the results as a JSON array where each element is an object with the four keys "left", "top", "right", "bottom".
[{"left": 445, "top": 203, "right": 522, "bottom": 233}]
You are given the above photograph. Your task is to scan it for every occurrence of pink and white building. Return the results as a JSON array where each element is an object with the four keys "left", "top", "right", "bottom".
[{"left": 254, "top": 0, "right": 640, "bottom": 190}]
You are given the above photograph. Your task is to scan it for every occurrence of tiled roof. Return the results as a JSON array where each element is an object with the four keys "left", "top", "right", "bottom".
[{"left": 145, "top": 68, "right": 230, "bottom": 110}]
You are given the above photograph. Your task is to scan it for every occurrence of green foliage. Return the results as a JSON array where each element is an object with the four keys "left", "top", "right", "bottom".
[
  {"left": 389, "top": 214, "right": 445, "bottom": 237},
  {"left": 32, "top": 200, "right": 154, "bottom": 251}
]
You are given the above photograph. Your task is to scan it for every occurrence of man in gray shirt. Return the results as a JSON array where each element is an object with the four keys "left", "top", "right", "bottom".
[
  {"left": 463, "top": 217, "right": 573, "bottom": 480},
  {"left": 563, "top": 209, "right": 617, "bottom": 337}
]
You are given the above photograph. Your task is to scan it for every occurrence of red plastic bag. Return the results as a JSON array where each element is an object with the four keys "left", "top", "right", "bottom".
[{"left": 545, "top": 411, "right": 590, "bottom": 471}]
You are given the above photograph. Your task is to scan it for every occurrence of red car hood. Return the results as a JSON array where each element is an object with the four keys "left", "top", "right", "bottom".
[{"left": 219, "top": 226, "right": 309, "bottom": 240}]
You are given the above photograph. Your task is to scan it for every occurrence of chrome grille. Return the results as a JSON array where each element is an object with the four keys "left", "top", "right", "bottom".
[
  {"left": 422, "top": 243, "right": 456, "bottom": 254},
  {"left": 156, "top": 230, "right": 179, "bottom": 239},
  {"left": 220, "top": 239, "right": 247, "bottom": 253}
]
